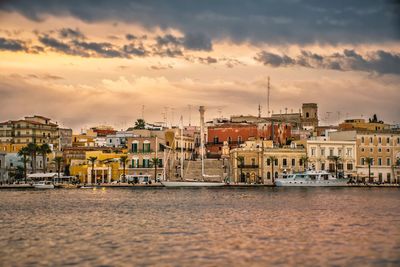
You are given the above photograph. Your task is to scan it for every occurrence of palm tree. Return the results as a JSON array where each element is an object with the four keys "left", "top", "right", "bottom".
[
  {"left": 27, "top": 143, "right": 39, "bottom": 173},
  {"left": 236, "top": 156, "right": 245, "bottom": 183},
  {"left": 54, "top": 156, "right": 63, "bottom": 180},
  {"left": 39, "top": 143, "right": 52, "bottom": 173},
  {"left": 328, "top": 156, "right": 341, "bottom": 178},
  {"left": 119, "top": 155, "right": 128, "bottom": 182},
  {"left": 365, "top": 157, "right": 374, "bottom": 183},
  {"left": 88, "top": 156, "right": 97, "bottom": 184},
  {"left": 150, "top": 157, "right": 160, "bottom": 183},
  {"left": 300, "top": 155, "right": 309, "bottom": 171},
  {"left": 268, "top": 156, "right": 277, "bottom": 184},
  {"left": 17, "top": 147, "right": 30, "bottom": 183},
  {"left": 134, "top": 119, "right": 146, "bottom": 129}
]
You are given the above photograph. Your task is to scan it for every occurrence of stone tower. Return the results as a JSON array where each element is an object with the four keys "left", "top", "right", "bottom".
[{"left": 301, "top": 103, "right": 318, "bottom": 128}]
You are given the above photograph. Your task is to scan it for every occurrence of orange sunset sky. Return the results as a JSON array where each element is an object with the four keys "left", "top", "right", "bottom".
[{"left": 0, "top": 1, "right": 399, "bottom": 131}]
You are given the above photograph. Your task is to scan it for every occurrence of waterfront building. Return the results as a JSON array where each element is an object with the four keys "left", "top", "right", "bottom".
[
  {"left": 330, "top": 130, "right": 400, "bottom": 183},
  {"left": 306, "top": 137, "right": 357, "bottom": 178},
  {"left": 70, "top": 150, "right": 127, "bottom": 183},
  {"left": 230, "top": 140, "right": 306, "bottom": 184},
  {"left": 0, "top": 115, "right": 62, "bottom": 151},
  {"left": 106, "top": 131, "right": 136, "bottom": 148}
]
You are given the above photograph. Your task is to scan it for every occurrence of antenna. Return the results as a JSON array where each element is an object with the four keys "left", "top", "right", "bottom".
[
  {"left": 267, "top": 76, "right": 270, "bottom": 116},
  {"left": 188, "top": 104, "right": 192, "bottom": 126}
]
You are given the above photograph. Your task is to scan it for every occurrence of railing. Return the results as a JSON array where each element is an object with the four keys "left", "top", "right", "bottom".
[
  {"left": 130, "top": 149, "right": 154, "bottom": 154},
  {"left": 238, "top": 165, "right": 259, "bottom": 168}
]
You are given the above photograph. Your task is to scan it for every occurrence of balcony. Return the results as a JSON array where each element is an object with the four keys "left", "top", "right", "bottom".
[
  {"left": 238, "top": 165, "right": 259, "bottom": 169},
  {"left": 130, "top": 150, "right": 154, "bottom": 154}
]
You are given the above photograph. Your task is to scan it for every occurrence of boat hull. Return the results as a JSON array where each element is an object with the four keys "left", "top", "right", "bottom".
[
  {"left": 162, "top": 181, "right": 226, "bottom": 187},
  {"left": 33, "top": 184, "right": 55, "bottom": 189},
  {"left": 275, "top": 179, "right": 350, "bottom": 187}
]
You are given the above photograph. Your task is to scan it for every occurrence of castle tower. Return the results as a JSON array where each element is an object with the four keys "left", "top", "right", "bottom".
[{"left": 301, "top": 103, "right": 318, "bottom": 128}]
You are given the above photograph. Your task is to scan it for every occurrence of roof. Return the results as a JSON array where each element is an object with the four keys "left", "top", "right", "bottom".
[{"left": 28, "top": 173, "right": 58, "bottom": 178}]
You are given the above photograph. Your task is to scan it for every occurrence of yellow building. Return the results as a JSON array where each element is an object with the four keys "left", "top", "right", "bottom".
[{"left": 70, "top": 150, "right": 127, "bottom": 184}]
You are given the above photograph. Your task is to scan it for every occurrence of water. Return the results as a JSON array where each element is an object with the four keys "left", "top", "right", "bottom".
[{"left": 0, "top": 187, "right": 399, "bottom": 266}]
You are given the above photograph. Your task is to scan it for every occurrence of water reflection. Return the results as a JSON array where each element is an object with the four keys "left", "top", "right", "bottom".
[{"left": 0, "top": 188, "right": 399, "bottom": 266}]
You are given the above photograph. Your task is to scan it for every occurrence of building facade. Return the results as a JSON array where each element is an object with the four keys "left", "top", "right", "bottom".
[{"left": 307, "top": 138, "right": 357, "bottom": 178}]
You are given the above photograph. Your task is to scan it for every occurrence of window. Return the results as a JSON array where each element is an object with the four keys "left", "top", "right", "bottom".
[
  {"left": 320, "top": 148, "right": 325, "bottom": 156},
  {"left": 213, "top": 136, "right": 219, "bottom": 144},
  {"left": 338, "top": 149, "right": 342, "bottom": 156},
  {"left": 346, "top": 148, "right": 352, "bottom": 157},
  {"left": 369, "top": 137, "right": 373, "bottom": 143},
  {"left": 370, "top": 148, "right": 373, "bottom": 153},
  {"left": 361, "top": 158, "right": 365, "bottom": 165},
  {"left": 386, "top": 137, "right": 390, "bottom": 144},
  {"left": 387, "top": 158, "right": 391, "bottom": 166},
  {"left": 387, "top": 148, "right": 390, "bottom": 153},
  {"left": 347, "top": 163, "right": 353, "bottom": 170},
  {"left": 267, "top": 159, "right": 270, "bottom": 166},
  {"left": 267, "top": 172, "right": 271, "bottom": 179},
  {"left": 378, "top": 148, "right": 382, "bottom": 153},
  {"left": 306, "top": 112, "right": 309, "bottom": 118},
  {"left": 361, "top": 148, "right": 365, "bottom": 152},
  {"left": 292, "top": 158, "right": 295, "bottom": 166},
  {"left": 275, "top": 159, "right": 278, "bottom": 166},
  {"left": 283, "top": 158, "right": 287, "bottom": 166},
  {"left": 361, "top": 137, "right": 365, "bottom": 143},
  {"left": 378, "top": 158, "right": 382, "bottom": 166},
  {"left": 311, "top": 148, "right": 316, "bottom": 156},
  {"left": 378, "top": 137, "right": 382, "bottom": 144},
  {"left": 132, "top": 143, "right": 138, "bottom": 153},
  {"left": 321, "top": 163, "right": 325, "bottom": 170},
  {"left": 238, "top": 136, "right": 242, "bottom": 144},
  {"left": 228, "top": 137, "right": 232, "bottom": 144},
  {"left": 251, "top": 158, "right": 256, "bottom": 167},
  {"left": 329, "top": 148, "right": 334, "bottom": 157}
]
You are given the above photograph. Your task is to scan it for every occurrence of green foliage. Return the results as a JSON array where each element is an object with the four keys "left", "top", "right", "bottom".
[{"left": 133, "top": 119, "right": 146, "bottom": 129}]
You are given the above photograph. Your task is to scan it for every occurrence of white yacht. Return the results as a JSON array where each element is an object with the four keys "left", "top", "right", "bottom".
[
  {"left": 33, "top": 181, "right": 55, "bottom": 189},
  {"left": 275, "top": 170, "right": 350, "bottom": 187}
]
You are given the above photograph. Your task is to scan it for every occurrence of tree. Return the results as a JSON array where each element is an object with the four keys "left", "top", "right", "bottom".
[
  {"left": 27, "top": 143, "right": 39, "bottom": 173},
  {"left": 39, "top": 143, "right": 52, "bottom": 173},
  {"left": 134, "top": 119, "right": 146, "bottom": 129},
  {"left": 328, "top": 156, "right": 341, "bottom": 178},
  {"left": 300, "top": 155, "right": 309, "bottom": 171},
  {"left": 268, "top": 156, "right": 277, "bottom": 184},
  {"left": 150, "top": 157, "right": 160, "bottom": 183},
  {"left": 88, "top": 156, "right": 97, "bottom": 184},
  {"left": 236, "top": 156, "right": 245, "bottom": 183},
  {"left": 365, "top": 157, "right": 374, "bottom": 183},
  {"left": 17, "top": 147, "right": 30, "bottom": 183},
  {"left": 54, "top": 156, "right": 63, "bottom": 180},
  {"left": 119, "top": 155, "right": 128, "bottom": 182}
]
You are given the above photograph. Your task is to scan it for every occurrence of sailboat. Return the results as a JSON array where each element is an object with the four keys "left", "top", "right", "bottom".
[{"left": 162, "top": 107, "right": 226, "bottom": 187}]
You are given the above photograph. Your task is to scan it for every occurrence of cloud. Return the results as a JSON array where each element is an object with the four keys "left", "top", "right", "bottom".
[
  {"left": 182, "top": 33, "right": 212, "bottom": 51},
  {"left": 197, "top": 56, "right": 218, "bottom": 65},
  {"left": 58, "top": 28, "right": 85, "bottom": 39},
  {"left": 0, "top": 37, "right": 26, "bottom": 51},
  {"left": 125, "top": 34, "right": 136, "bottom": 41},
  {"left": 0, "top": 1, "right": 398, "bottom": 45},
  {"left": 255, "top": 49, "right": 400, "bottom": 75},
  {"left": 72, "top": 40, "right": 123, "bottom": 58},
  {"left": 38, "top": 34, "right": 89, "bottom": 56}
]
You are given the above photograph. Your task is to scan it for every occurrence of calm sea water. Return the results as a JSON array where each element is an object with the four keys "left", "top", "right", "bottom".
[{"left": 0, "top": 187, "right": 399, "bottom": 267}]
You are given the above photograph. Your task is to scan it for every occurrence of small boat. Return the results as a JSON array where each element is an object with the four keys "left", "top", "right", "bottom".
[
  {"left": 33, "top": 181, "right": 55, "bottom": 189},
  {"left": 80, "top": 185, "right": 95, "bottom": 189},
  {"left": 275, "top": 170, "right": 350, "bottom": 187}
]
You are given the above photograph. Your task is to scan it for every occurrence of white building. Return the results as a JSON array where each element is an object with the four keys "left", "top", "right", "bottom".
[{"left": 307, "top": 137, "right": 357, "bottom": 178}]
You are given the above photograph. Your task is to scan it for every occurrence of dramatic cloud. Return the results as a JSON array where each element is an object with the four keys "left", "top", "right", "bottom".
[
  {"left": 72, "top": 40, "right": 123, "bottom": 58},
  {"left": 0, "top": 37, "right": 26, "bottom": 51},
  {"left": 0, "top": 1, "right": 398, "bottom": 45},
  {"left": 255, "top": 49, "right": 400, "bottom": 75}
]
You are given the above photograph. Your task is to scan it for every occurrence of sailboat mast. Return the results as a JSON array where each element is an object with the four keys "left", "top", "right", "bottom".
[
  {"left": 199, "top": 106, "right": 205, "bottom": 179},
  {"left": 180, "top": 116, "right": 184, "bottom": 179}
]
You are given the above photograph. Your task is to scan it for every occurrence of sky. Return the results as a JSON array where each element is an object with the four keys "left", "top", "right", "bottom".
[{"left": 0, "top": 0, "right": 399, "bottom": 132}]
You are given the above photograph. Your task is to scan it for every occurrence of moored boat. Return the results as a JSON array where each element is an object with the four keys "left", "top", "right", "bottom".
[
  {"left": 275, "top": 170, "right": 349, "bottom": 187},
  {"left": 33, "top": 181, "right": 55, "bottom": 189}
]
